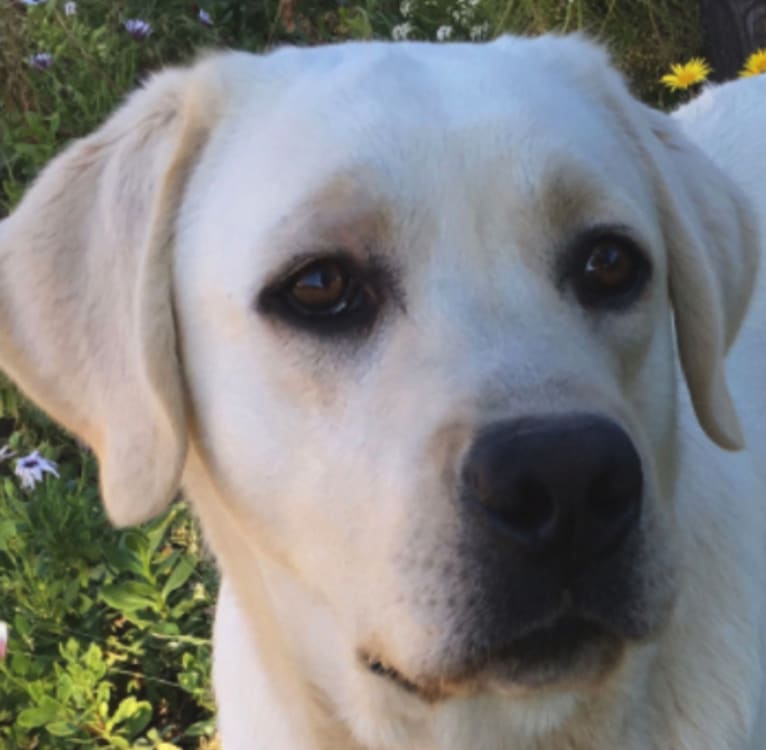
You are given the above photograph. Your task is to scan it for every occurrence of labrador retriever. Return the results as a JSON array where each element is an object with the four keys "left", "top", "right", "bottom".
[{"left": 0, "top": 35, "right": 765, "bottom": 750}]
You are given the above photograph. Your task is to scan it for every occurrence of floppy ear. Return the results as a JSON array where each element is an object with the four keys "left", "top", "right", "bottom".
[
  {"left": 530, "top": 35, "right": 759, "bottom": 450},
  {"left": 0, "top": 60, "right": 225, "bottom": 525},
  {"left": 647, "top": 110, "right": 759, "bottom": 450}
]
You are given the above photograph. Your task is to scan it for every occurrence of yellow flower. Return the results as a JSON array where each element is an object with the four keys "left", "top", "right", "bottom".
[
  {"left": 660, "top": 58, "right": 711, "bottom": 91},
  {"left": 740, "top": 49, "right": 766, "bottom": 77}
]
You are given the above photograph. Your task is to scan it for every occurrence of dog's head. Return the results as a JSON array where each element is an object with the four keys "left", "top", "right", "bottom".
[{"left": 0, "top": 36, "right": 758, "bottom": 745}]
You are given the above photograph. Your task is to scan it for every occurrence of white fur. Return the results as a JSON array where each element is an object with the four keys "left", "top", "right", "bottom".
[{"left": 0, "top": 37, "right": 765, "bottom": 749}]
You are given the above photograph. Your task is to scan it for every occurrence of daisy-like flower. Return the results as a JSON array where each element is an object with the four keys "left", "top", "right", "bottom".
[
  {"left": 392, "top": 22, "right": 413, "bottom": 40},
  {"left": 0, "top": 622, "right": 7, "bottom": 661},
  {"left": 124, "top": 18, "right": 152, "bottom": 40},
  {"left": 0, "top": 445, "right": 15, "bottom": 462},
  {"left": 660, "top": 58, "right": 711, "bottom": 92},
  {"left": 64, "top": 1, "right": 77, "bottom": 15},
  {"left": 198, "top": 8, "right": 213, "bottom": 27},
  {"left": 22, "top": 0, "right": 47, "bottom": 5},
  {"left": 740, "top": 48, "right": 766, "bottom": 78},
  {"left": 436, "top": 25, "right": 453, "bottom": 41},
  {"left": 29, "top": 52, "right": 54, "bottom": 71},
  {"left": 15, "top": 450, "right": 60, "bottom": 490},
  {"left": 469, "top": 22, "right": 489, "bottom": 41}
]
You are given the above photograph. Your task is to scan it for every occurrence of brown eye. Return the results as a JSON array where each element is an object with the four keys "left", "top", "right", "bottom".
[
  {"left": 289, "top": 261, "right": 352, "bottom": 315},
  {"left": 258, "top": 254, "right": 389, "bottom": 337},
  {"left": 585, "top": 243, "right": 633, "bottom": 286},
  {"left": 573, "top": 236, "right": 650, "bottom": 309}
]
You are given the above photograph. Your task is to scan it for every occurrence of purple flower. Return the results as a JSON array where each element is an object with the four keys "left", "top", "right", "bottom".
[
  {"left": 124, "top": 18, "right": 152, "bottom": 40},
  {"left": 29, "top": 52, "right": 54, "bottom": 71},
  {"left": 198, "top": 8, "right": 213, "bottom": 27},
  {"left": 15, "top": 450, "right": 59, "bottom": 490},
  {"left": 22, "top": 0, "right": 47, "bottom": 6},
  {"left": 0, "top": 622, "right": 7, "bottom": 661},
  {"left": 64, "top": 1, "right": 77, "bottom": 15}
]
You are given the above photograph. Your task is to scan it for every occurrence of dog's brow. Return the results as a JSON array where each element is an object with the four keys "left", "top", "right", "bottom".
[{"left": 268, "top": 173, "right": 395, "bottom": 259}]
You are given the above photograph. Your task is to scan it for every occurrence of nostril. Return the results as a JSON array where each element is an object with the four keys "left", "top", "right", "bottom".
[
  {"left": 505, "top": 477, "right": 557, "bottom": 536},
  {"left": 586, "top": 466, "right": 643, "bottom": 552},
  {"left": 589, "top": 473, "right": 631, "bottom": 519},
  {"left": 482, "top": 476, "right": 559, "bottom": 546}
]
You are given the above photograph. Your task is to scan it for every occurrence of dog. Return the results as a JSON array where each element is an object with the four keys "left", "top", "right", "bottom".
[{"left": 0, "top": 34, "right": 765, "bottom": 749}]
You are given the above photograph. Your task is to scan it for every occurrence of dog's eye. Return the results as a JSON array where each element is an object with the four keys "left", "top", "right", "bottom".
[
  {"left": 258, "top": 254, "right": 383, "bottom": 336},
  {"left": 286, "top": 260, "right": 362, "bottom": 316},
  {"left": 572, "top": 236, "right": 650, "bottom": 309}
]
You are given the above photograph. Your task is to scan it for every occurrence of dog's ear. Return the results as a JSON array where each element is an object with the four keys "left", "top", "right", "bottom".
[
  {"left": 647, "top": 111, "right": 759, "bottom": 450},
  {"left": 0, "top": 60, "right": 226, "bottom": 525},
  {"left": 529, "top": 35, "right": 758, "bottom": 450}
]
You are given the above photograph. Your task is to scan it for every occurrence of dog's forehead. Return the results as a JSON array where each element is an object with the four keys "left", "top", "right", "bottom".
[
  {"left": 206, "top": 37, "right": 640, "bottom": 195},
  {"left": 181, "top": 37, "right": 656, "bottom": 290}
]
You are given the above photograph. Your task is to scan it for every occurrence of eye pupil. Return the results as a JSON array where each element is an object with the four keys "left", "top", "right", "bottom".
[
  {"left": 284, "top": 259, "right": 367, "bottom": 318},
  {"left": 573, "top": 235, "right": 650, "bottom": 309},
  {"left": 292, "top": 265, "right": 346, "bottom": 309},
  {"left": 585, "top": 244, "right": 631, "bottom": 287}
]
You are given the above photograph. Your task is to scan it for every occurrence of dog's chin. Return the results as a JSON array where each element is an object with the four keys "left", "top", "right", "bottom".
[{"left": 360, "top": 617, "right": 626, "bottom": 703}]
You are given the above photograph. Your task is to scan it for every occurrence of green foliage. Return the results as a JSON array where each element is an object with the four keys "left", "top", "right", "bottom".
[
  {"left": 0, "top": 427, "right": 218, "bottom": 748},
  {"left": 0, "top": 0, "right": 701, "bottom": 217},
  {"left": 0, "top": 0, "right": 702, "bottom": 746}
]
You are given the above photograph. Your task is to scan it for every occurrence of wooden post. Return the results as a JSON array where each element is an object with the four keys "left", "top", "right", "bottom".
[{"left": 700, "top": 0, "right": 766, "bottom": 80}]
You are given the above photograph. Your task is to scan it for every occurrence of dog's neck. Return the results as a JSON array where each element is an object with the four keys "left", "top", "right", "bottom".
[{"left": 183, "top": 440, "right": 763, "bottom": 750}]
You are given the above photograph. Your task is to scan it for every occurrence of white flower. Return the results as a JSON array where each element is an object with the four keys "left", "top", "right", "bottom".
[
  {"left": 392, "top": 22, "right": 413, "bottom": 41},
  {"left": 15, "top": 450, "right": 60, "bottom": 490},
  {"left": 64, "top": 1, "right": 76, "bottom": 15},
  {"left": 469, "top": 22, "right": 490, "bottom": 40},
  {"left": 124, "top": 18, "right": 152, "bottom": 40},
  {"left": 451, "top": 7, "right": 471, "bottom": 24},
  {"left": 0, "top": 622, "right": 6, "bottom": 661},
  {"left": 436, "top": 25, "right": 453, "bottom": 41},
  {"left": 198, "top": 8, "right": 213, "bottom": 26},
  {"left": 399, "top": 0, "right": 412, "bottom": 17}
]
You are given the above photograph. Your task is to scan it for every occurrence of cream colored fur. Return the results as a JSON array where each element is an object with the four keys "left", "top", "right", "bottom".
[{"left": 0, "top": 36, "right": 765, "bottom": 749}]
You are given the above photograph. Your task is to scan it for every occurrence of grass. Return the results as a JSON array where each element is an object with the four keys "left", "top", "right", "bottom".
[{"left": 0, "top": 0, "right": 704, "bottom": 746}]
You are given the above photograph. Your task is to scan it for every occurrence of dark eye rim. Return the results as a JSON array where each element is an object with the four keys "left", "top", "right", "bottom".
[
  {"left": 563, "top": 227, "right": 652, "bottom": 311},
  {"left": 256, "top": 251, "right": 387, "bottom": 336}
]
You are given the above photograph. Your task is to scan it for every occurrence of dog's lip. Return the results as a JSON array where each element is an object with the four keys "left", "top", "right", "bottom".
[
  {"left": 360, "top": 652, "right": 425, "bottom": 696},
  {"left": 360, "top": 615, "right": 619, "bottom": 702}
]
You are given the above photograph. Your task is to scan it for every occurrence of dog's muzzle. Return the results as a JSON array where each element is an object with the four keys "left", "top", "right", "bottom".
[
  {"left": 364, "top": 414, "right": 653, "bottom": 696},
  {"left": 449, "top": 414, "right": 645, "bottom": 679}
]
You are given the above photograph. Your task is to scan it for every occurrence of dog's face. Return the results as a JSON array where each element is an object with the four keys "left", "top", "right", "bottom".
[
  {"left": 178, "top": 39, "right": 682, "bottom": 695},
  {"left": 0, "top": 36, "right": 758, "bottom": 745}
]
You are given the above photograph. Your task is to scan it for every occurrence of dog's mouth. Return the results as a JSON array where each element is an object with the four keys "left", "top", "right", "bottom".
[
  {"left": 359, "top": 615, "right": 623, "bottom": 702},
  {"left": 361, "top": 654, "right": 425, "bottom": 696}
]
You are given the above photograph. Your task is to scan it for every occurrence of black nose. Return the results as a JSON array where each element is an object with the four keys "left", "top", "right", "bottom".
[{"left": 460, "top": 415, "right": 642, "bottom": 565}]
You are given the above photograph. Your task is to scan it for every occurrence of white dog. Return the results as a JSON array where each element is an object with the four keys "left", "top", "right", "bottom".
[{"left": 1, "top": 35, "right": 765, "bottom": 749}]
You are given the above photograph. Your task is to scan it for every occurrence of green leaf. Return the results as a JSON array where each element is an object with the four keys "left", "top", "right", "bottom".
[
  {"left": 99, "top": 582, "right": 161, "bottom": 614},
  {"left": 17, "top": 698, "right": 61, "bottom": 728},
  {"left": 117, "top": 699, "right": 152, "bottom": 738},
  {"left": 0, "top": 519, "right": 19, "bottom": 551},
  {"left": 143, "top": 507, "right": 178, "bottom": 562},
  {"left": 110, "top": 696, "right": 139, "bottom": 726},
  {"left": 162, "top": 554, "right": 197, "bottom": 600},
  {"left": 184, "top": 717, "right": 216, "bottom": 737},
  {"left": 45, "top": 721, "right": 77, "bottom": 737}
]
